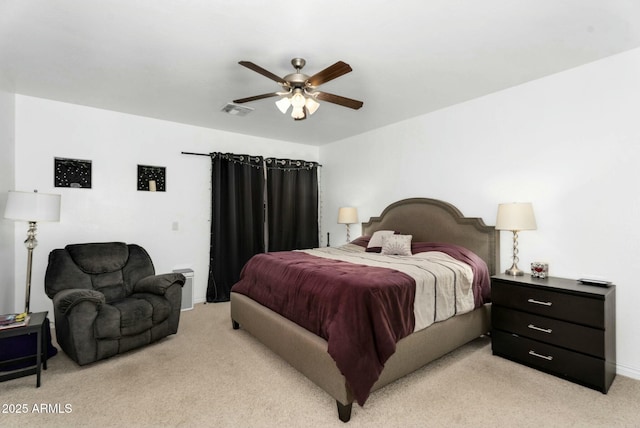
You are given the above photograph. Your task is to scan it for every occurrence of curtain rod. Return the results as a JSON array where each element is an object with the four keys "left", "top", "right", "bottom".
[
  {"left": 181, "top": 151, "right": 322, "bottom": 166},
  {"left": 181, "top": 151, "right": 210, "bottom": 157}
]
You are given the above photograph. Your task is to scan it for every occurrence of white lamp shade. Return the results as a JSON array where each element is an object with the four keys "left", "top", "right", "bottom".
[
  {"left": 291, "top": 106, "right": 306, "bottom": 120},
  {"left": 337, "top": 207, "right": 358, "bottom": 224},
  {"left": 495, "top": 202, "right": 536, "bottom": 231},
  {"left": 290, "top": 91, "right": 306, "bottom": 108},
  {"left": 275, "top": 97, "right": 291, "bottom": 114},
  {"left": 305, "top": 97, "right": 320, "bottom": 115},
  {"left": 4, "top": 190, "right": 61, "bottom": 222}
]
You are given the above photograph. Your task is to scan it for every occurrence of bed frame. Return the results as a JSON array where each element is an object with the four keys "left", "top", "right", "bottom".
[{"left": 230, "top": 198, "right": 499, "bottom": 422}]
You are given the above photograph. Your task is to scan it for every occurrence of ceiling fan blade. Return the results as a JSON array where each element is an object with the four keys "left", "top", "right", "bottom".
[
  {"left": 314, "top": 91, "right": 363, "bottom": 110},
  {"left": 307, "top": 61, "right": 353, "bottom": 87},
  {"left": 238, "top": 61, "right": 286, "bottom": 85},
  {"left": 233, "top": 92, "right": 280, "bottom": 104}
]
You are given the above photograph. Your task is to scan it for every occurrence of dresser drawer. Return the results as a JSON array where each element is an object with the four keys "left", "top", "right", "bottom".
[
  {"left": 492, "top": 280, "right": 604, "bottom": 328},
  {"left": 492, "top": 306, "right": 605, "bottom": 358},
  {"left": 491, "top": 330, "right": 609, "bottom": 393}
]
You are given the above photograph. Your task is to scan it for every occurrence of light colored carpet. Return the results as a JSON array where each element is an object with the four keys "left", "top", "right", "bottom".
[{"left": 1, "top": 302, "right": 639, "bottom": 427}]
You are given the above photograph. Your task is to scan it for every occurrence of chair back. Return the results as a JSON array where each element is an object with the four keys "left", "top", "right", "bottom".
[{"left": 45, "top": 242, "right": 155, "bottom": 303}]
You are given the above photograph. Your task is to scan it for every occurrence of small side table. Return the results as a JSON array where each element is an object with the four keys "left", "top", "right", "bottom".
[{"left": 0, "top": 311, "right": 49, "bottom": 387}]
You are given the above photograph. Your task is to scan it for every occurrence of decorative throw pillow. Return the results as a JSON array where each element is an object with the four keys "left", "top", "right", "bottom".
[
  {"left": 349, "top": 236, "right": 370, "bottom": 248},
  {"left": 366, "top": 230, "right": 395, "bottom": 253},
  {"left": 381, "top": 234, "right": 413, "bottom": 256}
]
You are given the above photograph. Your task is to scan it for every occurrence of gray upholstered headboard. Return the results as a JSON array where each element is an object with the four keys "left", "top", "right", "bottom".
[{"left": 361, "top": 198, "right": 499, "bottom": 275}]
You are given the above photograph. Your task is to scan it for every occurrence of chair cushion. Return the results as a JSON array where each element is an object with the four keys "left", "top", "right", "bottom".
[
  {"left": 131, "top": 293, "right": 172, "bottom": 324},
  {"left": 66, "top": 242, "right": 129, "bottom": 274},
  {"left": 93, "top": 295, "right": 172, "bottom": 340},
  {"left": 110, "top": 298, "right": 154, "bottom": 336}
]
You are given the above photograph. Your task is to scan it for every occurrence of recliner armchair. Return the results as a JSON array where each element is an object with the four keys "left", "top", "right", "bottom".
[{"left": 44, "top": 242, "right": 185, "bottom": 365}]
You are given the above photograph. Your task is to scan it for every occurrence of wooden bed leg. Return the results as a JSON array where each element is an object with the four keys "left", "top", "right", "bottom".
[
  {"left": 336, "top": 401, "right": 352, "bottom": 423},
  {"left": 232, "top": 319, "right": 240, "bottom": 330}
]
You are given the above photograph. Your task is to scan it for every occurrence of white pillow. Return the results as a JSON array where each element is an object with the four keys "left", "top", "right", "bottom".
[
  {"left": 366, "top": 230, "right": 395, "bottom": 252},
  {"left": 381, "top": 234, "right": 413, "bottom": 256}
]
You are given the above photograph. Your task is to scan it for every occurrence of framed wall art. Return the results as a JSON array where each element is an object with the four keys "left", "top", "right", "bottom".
[
  {"left": 137, "top": 164, "right": 166, "bottom": 192},
  {"left": 54, "top": 157, "right": 92, "bottom": 188}
]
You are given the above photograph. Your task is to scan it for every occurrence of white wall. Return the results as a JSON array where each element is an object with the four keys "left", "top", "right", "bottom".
[
  {"left": 13, "top": 96, "right": 319, "bottom": 315},
  {"left": 0, "top": 90, "right": 16, "bottom": 314},
  {"left": 8, "top": 47, "right": 640, "bottom": 381},
  {"left": 320, "top": 47, "right": 640, "bottom": 379}
]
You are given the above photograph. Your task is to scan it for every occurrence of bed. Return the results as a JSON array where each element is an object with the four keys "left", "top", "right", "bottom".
[{"left": 230, "top": 197, "right": 499, "bottom": 422}]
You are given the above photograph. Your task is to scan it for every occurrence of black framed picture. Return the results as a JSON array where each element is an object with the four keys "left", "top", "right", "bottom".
[
  {"left": 54, "top": 157, "right": 92, "bottom": 188},
  {"left": 137, "top": 165, "right": 166, "bottom": 191}
]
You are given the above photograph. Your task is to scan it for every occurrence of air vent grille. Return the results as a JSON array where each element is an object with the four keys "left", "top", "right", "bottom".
[{"left": 221, "top": 103, "right": 254, "bottom": 116}]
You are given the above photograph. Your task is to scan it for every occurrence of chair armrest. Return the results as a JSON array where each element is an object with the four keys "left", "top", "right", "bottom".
[
  {"left": 53, "top": 288, "right": 105, "bottom": 315},
  {"left": 134, "top": 273, "right": 185, "bottom": 295}
]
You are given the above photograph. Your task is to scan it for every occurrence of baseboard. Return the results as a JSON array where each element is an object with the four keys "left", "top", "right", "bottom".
[{"left": 617, "top": 363, "right": 640, "bottom": 381}]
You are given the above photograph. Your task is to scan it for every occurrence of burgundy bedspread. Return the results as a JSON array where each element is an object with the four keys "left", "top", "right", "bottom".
[{"left": 232, "top": 251, "right": 416, "bottom": 406}]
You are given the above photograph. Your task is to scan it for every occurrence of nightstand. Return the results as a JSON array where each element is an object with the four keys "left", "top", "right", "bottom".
[{"left": 491, "top": 274, "right": 616, "bottom": 393}]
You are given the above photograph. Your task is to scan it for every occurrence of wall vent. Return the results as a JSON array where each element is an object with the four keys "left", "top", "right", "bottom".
[
  {"left": 173, "top": 268, "right": 194, "bottom": 311},
  {"left": 221, "top": 103, "right": 254, "bottom": 116}
]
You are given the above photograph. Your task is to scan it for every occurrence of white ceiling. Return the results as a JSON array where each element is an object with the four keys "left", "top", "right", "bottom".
[{"left": 1, "top": 0, "right": 639, "bottom": 146}]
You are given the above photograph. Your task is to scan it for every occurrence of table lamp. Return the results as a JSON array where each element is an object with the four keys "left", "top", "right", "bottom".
[
  {"left": 495, "top": 202, "right": 536, "bottom": 276},
  {"left": 337, "top": 207, "right": 358, "bottom": 243}
]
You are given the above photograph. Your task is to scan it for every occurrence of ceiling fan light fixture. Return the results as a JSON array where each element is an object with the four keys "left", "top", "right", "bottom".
[
  {"left": 290, "top": 89, "right": 306, "bottom": 108},
  {"left": 275, "top": 97, "right": 291, "bottom": 114},
  {"left": 291, "top": 106, "right": 306, "bottom": 120},
  {"left": 277, "top": 88, "right": 311, "bottom": 119},
  {"left": 305, "top": 96, "right": 320, "bottom": 115}
]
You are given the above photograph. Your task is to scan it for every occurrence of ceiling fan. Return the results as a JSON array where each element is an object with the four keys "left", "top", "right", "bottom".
[{"left": 233, "top": 58, "right": 364, "bottom": 121}]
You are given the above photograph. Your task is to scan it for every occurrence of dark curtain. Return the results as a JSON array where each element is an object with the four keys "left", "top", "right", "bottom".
[
  {"left": 206, "top": 153, "right": 265, "bottom": 302},
  {"left": 266, "top": 158, "right": 319, "bottom": 251}
]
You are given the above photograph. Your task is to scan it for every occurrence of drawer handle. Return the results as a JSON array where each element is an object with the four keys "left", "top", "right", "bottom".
[
  {"left": 529, "top": 350, "right": 553, "bottom": 361},
  {"left": 528, "top": 324, "right": 552, "bottom": 334},
  {"left": 527, "top": 298, "right": 552, "bottom": 307}
]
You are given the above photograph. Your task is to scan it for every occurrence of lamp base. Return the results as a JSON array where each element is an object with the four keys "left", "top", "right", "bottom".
[
  {"left": 505, "top": 266, "right": 524, "bottom": 276},
  {"left": 505, "top": 230, "right": 524, "bottom": 276}
]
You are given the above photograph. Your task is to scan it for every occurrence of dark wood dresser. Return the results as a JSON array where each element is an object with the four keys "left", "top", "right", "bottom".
[{"left": 491, "top": 273, "right": 616, "bottom": 393}]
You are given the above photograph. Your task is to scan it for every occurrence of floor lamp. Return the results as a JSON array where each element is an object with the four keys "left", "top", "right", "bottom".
[
  {"left": 4, "top": 190, "right": 61, "bottom": 313},
  {"left": 495, "top": 202, "right": 537, "bottom": 276},
  {"left": 337, "top": 207, "right": 358, "bottom": 243}
]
